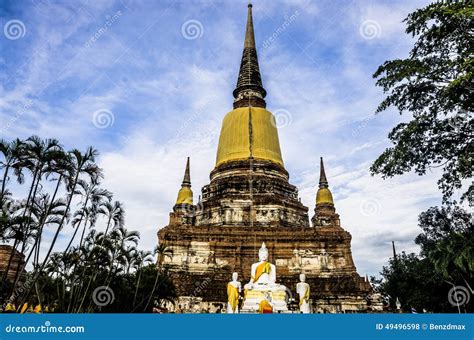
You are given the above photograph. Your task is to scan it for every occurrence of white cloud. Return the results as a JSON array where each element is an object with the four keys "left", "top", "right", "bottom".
[{"left": 1, "top": 0, "right": 441, "bottom": 277}]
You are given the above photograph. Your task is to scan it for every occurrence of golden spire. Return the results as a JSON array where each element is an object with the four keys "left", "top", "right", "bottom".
[
  {"left": 316, "top": 157, "right": 334, "bottom": 205},
  {"left": 215, "top": 4, "right": 284, "bottom": 168},
  {"left": 175, "top": 157, "right": 193, "bottom": 205}
]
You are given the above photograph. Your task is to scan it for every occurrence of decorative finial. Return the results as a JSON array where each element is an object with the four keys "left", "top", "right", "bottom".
[
  {"left": 233, "top": 3, "right": 266, "bottom": 109},
  {"left": 248, "top": 3, "right": 252, "bottom": 8},
  {"left": 175, "top": 157, "right": 193, "bottom": 205},
  {"left": 319, "top": 157, "right": 328, "bottom": 188},
  {"left": 392, "top": 241, "right": 397, "bottom": 262},
  {"left": 261, "top": 242, "right": 266, "bottom": 250},
  {"left": 182, "top": 157, "right": 191, "bottom": 187}
]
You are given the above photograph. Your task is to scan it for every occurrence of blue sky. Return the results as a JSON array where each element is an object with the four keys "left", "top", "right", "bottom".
[{"left": 0, "top": 0, "right": 442, "bottom": 276}]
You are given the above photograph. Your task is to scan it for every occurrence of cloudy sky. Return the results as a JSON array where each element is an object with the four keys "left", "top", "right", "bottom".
[{"left": 0, "top": 0, "right": 442, "bottom": 277}]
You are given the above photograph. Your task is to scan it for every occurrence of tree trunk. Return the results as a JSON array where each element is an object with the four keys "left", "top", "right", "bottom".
[
  {"left": 16, "top": 171, "right": 80, "bottom": 310},
  {"left": 1, "top": 169, "right": 38, "bottom": 286},
  {"left": 132, "top": 266, "right": 142, "bottom": 309},
  {"left": 10, "top": 174, "right": 63, "bottom": 293},
  {"left": 0, "top": 164, "right": 10, "bottom": 203}
]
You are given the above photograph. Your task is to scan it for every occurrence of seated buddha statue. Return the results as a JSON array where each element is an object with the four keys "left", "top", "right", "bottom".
[
  {"left": 244, "top": 242, "right": 278, "bottom": 290},
  {"left": 241, "top": 243, "right": 289, "bottom": 313}
]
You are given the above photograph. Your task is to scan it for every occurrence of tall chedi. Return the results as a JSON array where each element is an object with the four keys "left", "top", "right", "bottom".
[
  {"left": 195, "top": 3, "right": 308, "bottom": 229},
  {"left": 158, "top": 4, "right": 375, "bottom": 313}
]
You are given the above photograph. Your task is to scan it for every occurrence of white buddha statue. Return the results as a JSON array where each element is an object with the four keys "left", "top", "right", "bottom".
[
  {"left": 241, "top": 242, "right": 289, "bottom": 313},
  {"left": 244, "top": 242, "right": 278, "bottom": 290},
  {"left": 227, "top": 272, "right": 241, "bottom": 314},
  {"left": 296, "top": 273, "right": 311, "bottom": 313}
]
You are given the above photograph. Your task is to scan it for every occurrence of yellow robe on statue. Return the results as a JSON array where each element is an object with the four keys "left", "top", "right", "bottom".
[
  {"left": 252, "top": 261, "right": 271, "bottom": 283},
  {"left": 20, "top": 303, "right": 28, "bottom": 314},
  {"left": 227, "top": 283, "right": 239, "bottom": 312},
  {"left": 5, "top": 303, "right": 15, "bottom": 312},
  {"left": 258, "top": 300, "right": 273, "bottom": 314},
  {"left": 300, "top": 285, "right": 310, "bottom": 306}
]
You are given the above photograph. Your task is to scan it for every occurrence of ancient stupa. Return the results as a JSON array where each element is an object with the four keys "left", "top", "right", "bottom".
[{"left": 158, "top": 4, "right": 373, "bottom": 313}]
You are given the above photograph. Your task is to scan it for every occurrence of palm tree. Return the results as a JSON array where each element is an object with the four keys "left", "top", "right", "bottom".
[
  {"left": 99, "top": 200, "right": 125, "bottom": 236},
  {"left": 9, "top": 149, "right": 71, "bottom": 294},
  {"left": 0, "top": 138, "right": 25, "bottom": 203},
  {"left": 64, "top": 179, "right": 111, "bottom": 253},
  {"left": 16, "top": 149, "right": 71, "bottom": 275},
  {"left": 144, "top": 244, "right": 173, "bottom": 311},
  {"left": 132, "top": 250, "right": 153, "bottom": 308},
  {"left": 3, "top": 137, "right": 63, "bottom": 286},
  {"left": 107, "top": 227, "right": 139, "bottom": 278},
  {"left": 17, "top": 147, "right": 102, "bottom": 308},
  {"left": 31, "top": 195, "right": 66, "bottom": 264}
]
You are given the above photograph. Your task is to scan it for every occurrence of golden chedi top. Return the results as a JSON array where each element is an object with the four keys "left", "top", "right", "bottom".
[
  {"left": 176, "top": 157, "right": 193, "bottom": 205},
  {"left": 316, "top": 157, "right": 334, "bottom": 205},
  {"left": 215, "top": 3, "right": 284, "bottom": 167}
]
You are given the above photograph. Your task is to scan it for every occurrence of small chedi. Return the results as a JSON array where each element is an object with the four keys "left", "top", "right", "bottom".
[{"left": 158, "top": 4, "right": 381, "bottom": 313}]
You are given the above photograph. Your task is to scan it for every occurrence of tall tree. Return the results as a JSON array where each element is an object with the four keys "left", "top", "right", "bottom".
[
  {"left": 144, "top": 244, "right": 173, "bottom": 311},
  {"left": 99, "top": 200, "right": 125, "bottom": 236},
  {"left": 17, "top": 147, "right": 102, "bottom": 308},
  {"left": 0, "top": 138, "right": 25, "bottom": 204},
  {"left": 371, "top": 1, "right": 473, "bottom": 204}
]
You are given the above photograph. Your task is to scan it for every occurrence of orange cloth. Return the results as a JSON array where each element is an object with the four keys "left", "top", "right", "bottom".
[
  {"left": 227, "top": 283, "right": 239, "bottom": 312},
  {"left": 252, "top": 261, "right": 271, "bottom": 283},
  {"left": 258, "top": 300, "right": 273, "bottom": 314},
  {"left": 300, "top": 285, "right": 310, "bottom": 306}
]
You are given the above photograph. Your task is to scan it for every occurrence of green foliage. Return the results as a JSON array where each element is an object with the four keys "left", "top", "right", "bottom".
[
  {"left": 416, "top": 206, "right": 473, "bottom": 280},
  {"left": 373, "top": 251, "right": 472, "bottom": 313},
  {"left": 371, "top": 1, "right": 473, "bottom": 204},
  {"left": 416, "top": 205, "right": 472, "bottom": 254},
  {"left": 374, "top": 205, "right": 473, "bottom": 313},
  {"left": 0, "top": 136, "right": 174, "bottom": 313}
]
